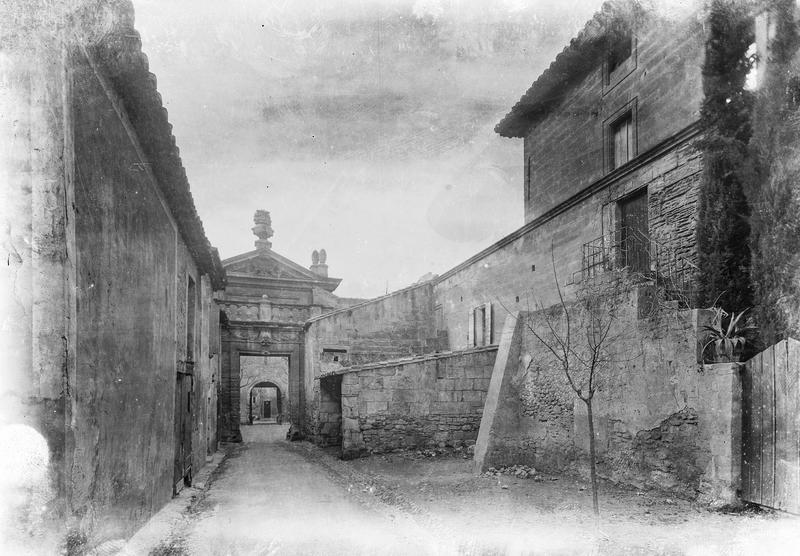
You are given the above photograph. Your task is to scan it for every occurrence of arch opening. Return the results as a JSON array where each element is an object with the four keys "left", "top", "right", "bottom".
[{"left": 248, "top": 381, "right": 282, "bottom": 424}]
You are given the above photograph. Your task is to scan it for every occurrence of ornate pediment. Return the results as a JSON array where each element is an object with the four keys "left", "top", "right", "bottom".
[{"left": 226, "top": 254, "right": 312, "bottom": 280}]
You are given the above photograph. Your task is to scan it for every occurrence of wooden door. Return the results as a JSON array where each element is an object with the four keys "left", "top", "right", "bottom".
[
  {"left": 619, "top": 189, "right": 649, "bottom": 274},
  {"left": 742, "top": 339, "right": 800, "bottom": 513},
  {"left": 173, "top": 372, "right": 193, "bottom": 493}
]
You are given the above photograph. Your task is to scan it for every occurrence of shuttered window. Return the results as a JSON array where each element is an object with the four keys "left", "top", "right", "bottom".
[
  {"left": 610, "top": 112, "right": 632, "bottom": 170},
  {"left": 468, "top": 303, "right": 493, "bottom": 347}
]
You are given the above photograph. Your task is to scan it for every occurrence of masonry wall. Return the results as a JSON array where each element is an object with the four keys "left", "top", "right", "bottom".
[
  {"left": 476, "top": 298, "right": 739, "bottom": 503},
  {"left": 336, "top": 347, "right": 497, "bottom": 458},
  {"left": 523, "top": 8, "right": 705, "bottom": 221},
  {"left": 434, "top": 137, "right": 702, "bottom": 351},
  {"left": 304, "top": 282, "right": 437, "bottom": 437}
]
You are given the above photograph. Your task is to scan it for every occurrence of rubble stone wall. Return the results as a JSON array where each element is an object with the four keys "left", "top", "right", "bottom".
[
  {"left": 477, "top": 302, "right": 740, "bottom": 503},
  {"left": 336, "top": 346, "right": 497, "bottom": 458}
]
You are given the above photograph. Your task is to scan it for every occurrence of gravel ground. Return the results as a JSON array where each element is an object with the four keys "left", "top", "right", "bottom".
[
  {"left": 141, "top": 431, "right": 800, "bottom": 556},
  {"left": 345, "top": 448, "right": 800, "bottom": 555}
]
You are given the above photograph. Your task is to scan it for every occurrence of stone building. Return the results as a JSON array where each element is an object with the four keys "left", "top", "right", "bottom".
[
  {"left": 217, "top": 211, "right": 363, "bottom": 442},
  {"left": 1, "top": 0, "right": 225, "bottom": 550},
  {"left": 303, "top": 0, "right": 765, "bottom": 503}
]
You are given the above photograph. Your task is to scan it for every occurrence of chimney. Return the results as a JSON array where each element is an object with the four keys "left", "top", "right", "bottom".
[
  {"left": 252, "top": 210, "right": 273, "bottom": 251},
  {"left": 310, "top": 248, "right": 328, "bottom": 278}
]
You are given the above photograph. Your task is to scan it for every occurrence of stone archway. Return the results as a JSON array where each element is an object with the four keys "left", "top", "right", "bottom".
[
  {"left": 249, "top": 381, "right": 282, "bottom": 423},
  {"left": 238, "top": 354, "right": 290, "bottom": 426},
  {"left": 218, "top": 325, "right": 304, "bottom": 442}
]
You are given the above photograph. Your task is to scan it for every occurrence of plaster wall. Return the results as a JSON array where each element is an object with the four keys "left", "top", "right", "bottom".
[
  {"left": 63, "top": 47, "right": 221, "bottom": 542},
  {"left": 0, "top": 14, "right": 72, "bottom": 550}
]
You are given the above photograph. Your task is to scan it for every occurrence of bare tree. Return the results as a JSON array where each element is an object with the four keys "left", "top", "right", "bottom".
[{"left": 520, "top": 249, "right": 636, "bottom": 522}]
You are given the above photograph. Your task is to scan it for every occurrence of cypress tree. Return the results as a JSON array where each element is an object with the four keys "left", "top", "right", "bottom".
[
  {"left": 748, "top": 0, "right": 800, "bottom": 343},
  {"left": 696, "top": 0, "right": 755, "bottom": 312}
]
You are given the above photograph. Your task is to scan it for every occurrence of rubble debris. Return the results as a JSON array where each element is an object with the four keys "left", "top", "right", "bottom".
[{"left": 482, "top": 464, "right": 538, "bottom": 480}]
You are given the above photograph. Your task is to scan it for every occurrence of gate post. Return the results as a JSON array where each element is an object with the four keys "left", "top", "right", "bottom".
[{"left": 697, "top": 362, "right": 742, "bottom": 506}]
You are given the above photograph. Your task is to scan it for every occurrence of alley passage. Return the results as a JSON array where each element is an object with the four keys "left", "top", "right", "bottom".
[{"left": 163, "top": 425, "right": 429, "bottom": 556}]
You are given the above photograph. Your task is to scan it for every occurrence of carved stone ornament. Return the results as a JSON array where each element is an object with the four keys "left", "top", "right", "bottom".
[
  {"left": 252, "top": 210, "right": 274, "bottom": 250},
  {"left": 258, "top": 330, "right": 273, "bottom": 345}
]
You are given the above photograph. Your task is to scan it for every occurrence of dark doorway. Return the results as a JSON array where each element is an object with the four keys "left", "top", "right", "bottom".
[
  {"left": 318, "top": 375, "right": 342, "bottom": 447},
  {"left": 249, "top": 381, "right": 282, "bottom": 424},
  {"left": 618, "top": 188, "right": 649, "bottom": 274}
]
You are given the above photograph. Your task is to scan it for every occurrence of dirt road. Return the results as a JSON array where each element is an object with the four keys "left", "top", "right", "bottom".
[
  {"left": 151, "top": 425, "right": 435, "bottom": 555},
  {"left": 148, "top": 428, "right": 800, "bottom": 555}
]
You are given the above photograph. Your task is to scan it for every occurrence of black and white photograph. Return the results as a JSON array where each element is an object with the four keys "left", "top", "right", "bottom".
[{"left": 2, "top": 0, "right": 800, "bottom": 554}]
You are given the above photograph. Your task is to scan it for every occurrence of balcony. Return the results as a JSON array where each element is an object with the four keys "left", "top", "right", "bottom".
[{"left": 578, "top": 226, "right": 698, "bottom": 306}]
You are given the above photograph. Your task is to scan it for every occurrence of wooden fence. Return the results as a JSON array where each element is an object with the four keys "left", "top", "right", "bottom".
[{"left": 741, "top": 338, "right": 800, "bottom": 513}]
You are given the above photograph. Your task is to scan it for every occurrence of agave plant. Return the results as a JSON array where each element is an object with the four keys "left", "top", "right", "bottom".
[{"left": 702, "top": 307, "right": 756, "bottom": 362}]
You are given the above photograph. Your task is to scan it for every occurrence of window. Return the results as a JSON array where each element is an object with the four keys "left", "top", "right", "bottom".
[
  {"left": 525, "top": 155, "right": 533, "bottom": 205},
  {"left": 607, "top": 33, "right": 633, "bottom": 79},
  {"left": 322, "top": 347, "right": 347, "bottom": 364},
  {"left": 603, "top": 32, "right": 636, "bottom": 93},
  {"left": 610, "top": 112, "right": 632, "bottom": 170},
  {"left": 468, "top": 303, "right": 492, "bottom": 347},
  {"left": 604, "top": 100, "right": 637, "bottom": 173},
  {"left": 186, "top": 276, "right": 196, "bottom": 362}
]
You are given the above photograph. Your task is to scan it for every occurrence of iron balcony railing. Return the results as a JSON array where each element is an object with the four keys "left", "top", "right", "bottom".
[{"left": 579, "top": 226, "right": 698, "bottom": 305}]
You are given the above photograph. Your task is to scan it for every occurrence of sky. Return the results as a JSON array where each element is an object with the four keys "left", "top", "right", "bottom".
[{"left": 133, "top": 0, "right": 603, "bottom": 298}]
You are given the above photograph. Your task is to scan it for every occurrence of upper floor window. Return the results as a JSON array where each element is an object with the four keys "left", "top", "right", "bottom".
[
  {"left": 525, "top": 155, "right": 533, "bottom": 205},
  {"left": 605, "top": 99, "right": 637, "bottom": 173},
  {"left": 610, "top": 111, "right": 633, "bottom": 170},
  {"left": 603, "top": 31, "right": 636, "bottom": 93},
  {"left": 607, "top": 33, "right": 633, "bottom": 79}
]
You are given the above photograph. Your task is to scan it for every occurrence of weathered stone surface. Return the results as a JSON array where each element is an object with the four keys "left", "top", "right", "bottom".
[{"left": 337, "top": 347, "right": 497, "bottom": 456}]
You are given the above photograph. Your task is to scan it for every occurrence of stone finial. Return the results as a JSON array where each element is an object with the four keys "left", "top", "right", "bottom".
[
  {"left": 252, "top": 210, "right": 274, "bottom": 250},
  {"left": 310, "top": 247, "right": 328, "bottom": 278}
]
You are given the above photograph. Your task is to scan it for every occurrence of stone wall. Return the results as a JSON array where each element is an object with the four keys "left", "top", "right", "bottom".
[
  {"left": 303, "top": 282, "right": 437, "bottom": 437},
  {"left": 475, "top": 298, "right": 741, "bottom": 504},
  {"left": 332, "top": 347, "right": 497, "bottom": 458},
  {"left": 523, "top": 7, "right": 705, "bottom": 222},
  {"left": 434, "top": 135, "right": 703, "bottom": 352}
]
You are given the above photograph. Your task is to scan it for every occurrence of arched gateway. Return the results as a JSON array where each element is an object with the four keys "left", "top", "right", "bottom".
[
  {"left": 216, "top": 211, "right": 350, "bottom": 441},
  {"left": 249, "top": 381, "right": 282, "bottom": 423}
]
